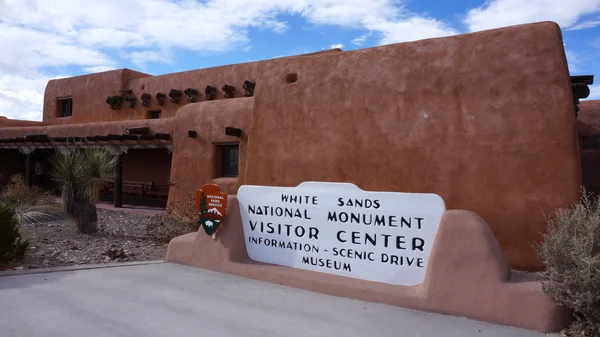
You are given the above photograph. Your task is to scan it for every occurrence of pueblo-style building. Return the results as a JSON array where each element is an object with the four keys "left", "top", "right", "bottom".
[{"left": 0, "top": 21, "right": 597, "bottom": 271}]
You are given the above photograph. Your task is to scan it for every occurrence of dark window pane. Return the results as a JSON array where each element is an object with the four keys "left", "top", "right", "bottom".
[
  {"left": 150, "top": 110, "right": 161, "bottom": 119},
  {"left": 221, "top": 144, "right": 239, "bottom": 177},
  {"left": 58, "top": 98, "right": 72, "bottom": 117}
]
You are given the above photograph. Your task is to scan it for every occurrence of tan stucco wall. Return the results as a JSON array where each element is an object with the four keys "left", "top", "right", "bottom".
[
  {"left": 41, "top": 50, "right": 343, "bottom": 125},
  {"left": 43, "top": 69, "right": 151, "bottom": 125},
  {"left": 578, "top": 100, "right": 600, "bottom": 135},
  {"left": 241, "top": 22, "right": 580, "bottom": 271},
  {"left": 167, "top": 98, "right": 253, "bottom": 204},
  {"left": 0, "top": 117, "right": 44, "bottom": 127},
  {"left": 122, "top": 148, "right": 172, "bottom": 183}
]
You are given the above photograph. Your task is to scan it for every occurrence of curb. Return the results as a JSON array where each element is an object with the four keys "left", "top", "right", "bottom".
[{"left": 0, "top": 260, "right": 165, "bottom": 277}]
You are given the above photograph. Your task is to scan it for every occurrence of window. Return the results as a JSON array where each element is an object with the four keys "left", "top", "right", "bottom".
[
  {"left": 220, "top": 144, "right": 239, "bottom": 177},
  {"left": 149, "top": 110, "right": 161, "bottom": 119},
  {"left": 58, "top": 97, "right": 72, "bottom": 117}
]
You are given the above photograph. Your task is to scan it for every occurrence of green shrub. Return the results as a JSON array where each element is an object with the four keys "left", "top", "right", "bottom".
[
  {"left": 537, "top": 190, "right": 600, "bottom": 337},
  {"left": 0, "top": 204, "right": 28, "bottom": 265}
]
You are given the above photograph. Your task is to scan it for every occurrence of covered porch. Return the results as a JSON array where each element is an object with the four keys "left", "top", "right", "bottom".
[{"left": 0, "top": 121, "right": 174, "bottom": 210}]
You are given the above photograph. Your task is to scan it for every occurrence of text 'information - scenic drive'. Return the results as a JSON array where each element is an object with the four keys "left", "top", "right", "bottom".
[{"left": 237, "top": 182, "right": 446, "bottom": 286}]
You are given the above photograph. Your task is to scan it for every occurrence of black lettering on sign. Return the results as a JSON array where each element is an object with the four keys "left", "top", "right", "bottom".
[
  {"left": 326, "top": 212, "right": 401, "bottom": 227},
  {"left": 248, "top": 205, "right": 311, "bottom": 219},
  {"left": 337, "top": 198, "right": 381, "bottom": 209},
  {"left": 332, "top": 248, "right": 375, "bottom": 261},
  {"left": 248, "top": 221, "right": 319, "bottom": 240},
  {"left": 412, "top": 237, "right": 425, "bottom": 251},
  {"left": 301, "top": 256, "right": 352, "bottom": 272},
  {"left": 281, "top": 194, "right": 318, "bottom": 205},
  {"left": 396, "top": 236, "right": 406, "bottom": 250},
  {"left": 248, "top": 236, "right": 319, "bottom": 253},
  {"left": 381, "top": 253, "right": 425, "bottom": 268},
  {"left": 336, "top": 232, "right": 422, "bottom": 251},
  {"left": 337, "top": 230, "right": 346, "bottom": 243}
]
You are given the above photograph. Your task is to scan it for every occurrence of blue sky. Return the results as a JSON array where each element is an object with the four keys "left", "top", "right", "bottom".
[{"left": 1, "top": 0, "right": 599, "bottom": 121}]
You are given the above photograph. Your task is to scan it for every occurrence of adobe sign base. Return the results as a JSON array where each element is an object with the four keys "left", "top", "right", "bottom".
[{"left": 165, "top": 195, "right": 571, "bottom": 333}]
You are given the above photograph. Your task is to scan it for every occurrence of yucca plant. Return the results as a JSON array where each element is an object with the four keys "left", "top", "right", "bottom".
[
  {"left": 50, "top": 148, "right": 118, "bottom": 233},
  {"left": 11, "top": 202, "right": 65, "bottom": 226},
  {"left": 0, "top": 204, "right": 28, "bottom": 265}
]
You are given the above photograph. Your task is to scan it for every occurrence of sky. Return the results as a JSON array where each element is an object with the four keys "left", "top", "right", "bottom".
[{"left": 1, "top": 0, "right": 600, "bottom": 121}]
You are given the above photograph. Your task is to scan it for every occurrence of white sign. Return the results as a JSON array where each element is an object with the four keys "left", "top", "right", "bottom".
[{"left": 237, "top": 182, "right": 446, "bottom": 286}]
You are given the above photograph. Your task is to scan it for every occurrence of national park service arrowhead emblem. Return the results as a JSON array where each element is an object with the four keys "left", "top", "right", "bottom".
[{"left": 196, "top": 184, "right": 228, "bottom": 236}]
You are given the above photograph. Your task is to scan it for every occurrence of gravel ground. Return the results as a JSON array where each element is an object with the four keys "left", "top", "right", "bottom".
[{"left": 11, "top": 208, "right": 167, "bottom": 270}]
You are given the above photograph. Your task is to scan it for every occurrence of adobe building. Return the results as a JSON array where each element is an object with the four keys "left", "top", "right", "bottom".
[{"left": 0, "top": 21, "right": 596, "bottom": 273}]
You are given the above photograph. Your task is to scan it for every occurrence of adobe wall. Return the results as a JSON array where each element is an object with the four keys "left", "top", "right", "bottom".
[
  {"left": 39, "top": 50, "right": 343, "bottom": 126},
  {"left": 43, "top": 69, "right": 151, "bottom": 125},
  {"left": 123, "top": 63, "right": 263, "bottom": 120},
  {"left": 0, "top": 117, "right": 44, "bottom": 127},
  {"left": 167, "top": 98, "right": 253, "bottom": 205},
  {"left": 122, "top": 148, "right": 172, "bottom": 183},
  {"left": 577, "top": 100, "right": 600, "bottom": 135},
  {"left": 0, "top": 118, "right": 174, "bottom": 140},
  {"left": 242, "top": 22, "right": 580, "bottom": 271},
  {"left": 578, "top": 100, "right": 600, "bottom": 194}
]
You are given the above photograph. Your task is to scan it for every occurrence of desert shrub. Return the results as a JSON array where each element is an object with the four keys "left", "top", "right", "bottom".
[
  {"left": 50, "top": 148, "right": 117, "bottom": 233},
  {"left": 0, "top": 204, "right": 28, "bottom": 265},
  {"left": 145, "top": 194, "right": 199, "bottom": 242},
  {"left": 11, "top": 202, "right": 65, "bottom": 225},
  {"left": 2, "top": 174, "right": 51, "bottom": 205},
  {"left": 537, "top": 190, "right": 600, "bottom": 337}
]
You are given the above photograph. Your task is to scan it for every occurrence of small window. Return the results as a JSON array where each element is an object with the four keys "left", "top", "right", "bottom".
[
  {"left": 220, "top": 144, "right": 239, "bottom": 177},
  {"left": 58, "top": 98, "right": 72, "bottom": 117},
  {"left": 149, "top": 110, "right": 161, "bottom": 119}
]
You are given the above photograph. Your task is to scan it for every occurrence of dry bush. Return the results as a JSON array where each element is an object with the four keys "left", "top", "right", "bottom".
[
  {"left": 145, "top": 194, "right": 200, "bottom": 243},
  {"left": 2, "top": 174, "right": 52, "bottom": 205},
  {"left": 537, "top": 190, "right": 600, "bottom": 337}
]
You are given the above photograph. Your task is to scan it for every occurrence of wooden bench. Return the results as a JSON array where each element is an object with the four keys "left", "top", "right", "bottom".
[
  {"left": 99, "top": 180, "right": 169, "bottom": 201},
  {"left": 145, "top": 181, "right": 170, "bottom": 201}
]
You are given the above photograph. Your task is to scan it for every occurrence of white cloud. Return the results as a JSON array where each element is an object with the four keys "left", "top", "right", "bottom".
[
  {"left": 566, "top": 17, "right": 600, "bottom": 30},
  {"left": 0, "top": 0, "right": 463, "bottom": 121},
  {"left": 352, "top": 34, "right": 369, "bottom": 46},
  {"left": 0, "top": 74, "right": 67, "bottom": 121},
  {"left": 365, "top": 16, "right": 458, "bottom": 45},
  {"left": 127, "top": 50, "right": 174, "bottom": 69},
  {"left": 329, "top": 44, "right": 344, "bottom": 49},
  {"left": 464, "top": 0, "right": 600, "bottom": 32},
  {"left": 83, "top": 66, "right": 117, "bottom": 74}
]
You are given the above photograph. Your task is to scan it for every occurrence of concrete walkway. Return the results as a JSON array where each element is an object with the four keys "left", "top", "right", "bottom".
[{"left": 0, "top": 263, "right": 556, "bottom": 337}]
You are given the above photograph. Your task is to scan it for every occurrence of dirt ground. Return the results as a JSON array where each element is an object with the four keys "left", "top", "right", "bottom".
[{"left": 8, "top": 208, "right": 167, "bottom": 270}]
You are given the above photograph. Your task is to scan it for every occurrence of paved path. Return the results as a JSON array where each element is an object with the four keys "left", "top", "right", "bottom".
[{"left": 0, "top": 263, "right": 555, "bottom": 337}]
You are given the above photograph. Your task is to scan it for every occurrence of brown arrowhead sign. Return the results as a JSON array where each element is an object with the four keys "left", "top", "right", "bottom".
[{"left": 196, "top": 184, "right": 228, "bottom": 236}]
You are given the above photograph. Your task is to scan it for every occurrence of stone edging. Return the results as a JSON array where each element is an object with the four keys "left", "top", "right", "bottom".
[{"left": 0, "top": 260, "right": 164, "bottom": 277}]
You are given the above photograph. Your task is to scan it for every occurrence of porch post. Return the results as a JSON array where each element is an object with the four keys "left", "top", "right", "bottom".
[
  {"left": 25, "top": 153, "right": 35, "bottom": 187},
  {"left": 114, "top": 154, "right": 123, "bottom": 208}
]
